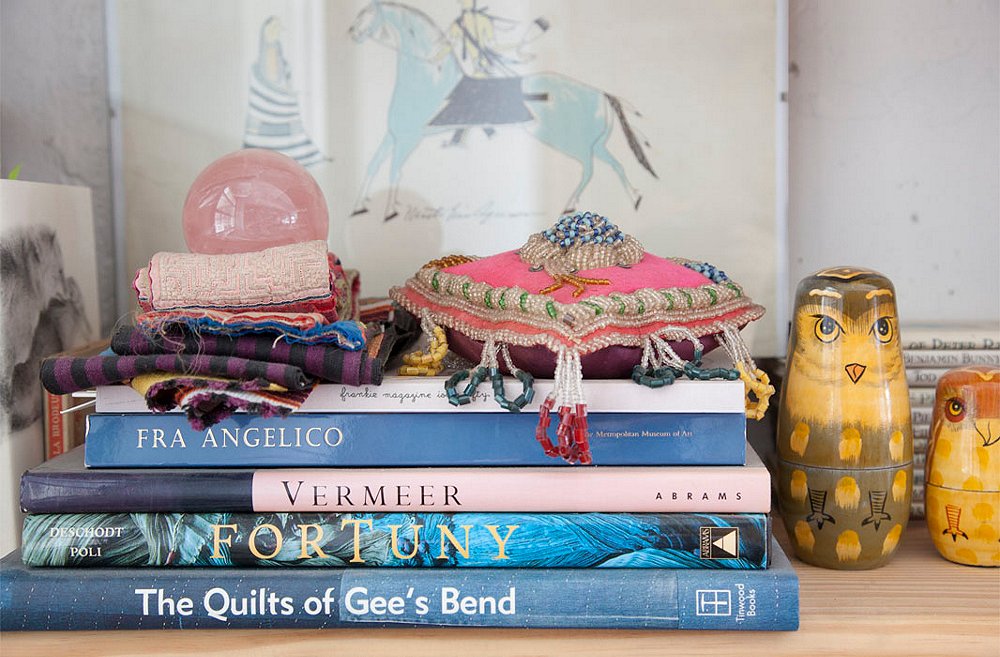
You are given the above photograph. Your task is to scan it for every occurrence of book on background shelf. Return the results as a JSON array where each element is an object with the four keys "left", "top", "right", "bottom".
[
  {"left": 22, "top": 446, "right": 771, "bottom": 514},
  {"left": 906, "top": 368, "right": 954, "bottom": 388},
  {"left": 911, "top": 407, "right": 933, "bottom": 426},
  {"left": 0, "top": 538, "right": 799, "bottom": 630},
  {"left": 909, "top": 388, "right": 937, "bottom": 407},
  {"left": 95, "top": 375, "right": 745, "bottom": 415},
  {"left": 21, "top": 511, "right": 772, "bottom": 569},
  {"left": 899, "top": 322, "right": 1000, "bottom": 351},
  {"left": 902, "top": 349, "right": 1000, "bottom": 368},
  {"left": 42, "top": 391, "right": 91, "bottom": 460},
  {"left": 82, "top": 411, "right": 747, "bottom": 468},
  {"left": 40, "top": 340, "right": 107, "bottom": 459}
]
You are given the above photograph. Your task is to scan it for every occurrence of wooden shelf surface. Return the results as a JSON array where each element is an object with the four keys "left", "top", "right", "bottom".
[{"left": 2, "top": 521, "right": 998, "bottom": 657}]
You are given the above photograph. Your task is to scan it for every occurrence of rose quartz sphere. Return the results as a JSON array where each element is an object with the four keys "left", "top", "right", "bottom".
[{"left": 182, "top": 149, "right": 328, "bottom": 254}]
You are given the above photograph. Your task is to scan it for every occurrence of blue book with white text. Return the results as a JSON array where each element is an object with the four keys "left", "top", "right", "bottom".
[
  {"left": 0, "top": 537, "right": 798, "bottom": 630},
  {"left": 83, "top": 411, "right": 746, "bottom": 467}
]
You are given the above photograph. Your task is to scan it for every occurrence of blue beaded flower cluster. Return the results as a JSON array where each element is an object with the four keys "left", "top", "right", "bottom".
[
  {"left": 543, "top": 212, "right": 625, "bottom": 249},
  {"left": 683, "top": 261, "right": 729, "bottom": 283}
]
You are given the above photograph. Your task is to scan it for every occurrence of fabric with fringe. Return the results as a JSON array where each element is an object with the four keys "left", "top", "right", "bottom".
[
  {"left": 131, "top": 372, "right": 312, "bottom": 430},
  {"left": 135, "top": 309, "right": 366, "bottom": 349},
  {"left": 112, "top": 325, "right": 380, "bottom": 386},
  {"left": 40, "top": 352, "right": 312, "bottom": 395}
]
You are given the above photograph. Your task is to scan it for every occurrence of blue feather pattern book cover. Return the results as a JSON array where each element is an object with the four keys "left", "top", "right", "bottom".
[
  {"left": 0, "top": 538, "right": 799, "bottom": 630},
  {"left": 22, "top": 512, "right": 770, "bottom": 569}
]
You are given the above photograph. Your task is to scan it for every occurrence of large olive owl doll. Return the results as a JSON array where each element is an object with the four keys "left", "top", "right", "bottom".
[
  {"left": 925, "top": 366, "right": 1000, "bottom": 566},
  {"left": 778, "top": 267, "right": 912, "bottom": 569}
]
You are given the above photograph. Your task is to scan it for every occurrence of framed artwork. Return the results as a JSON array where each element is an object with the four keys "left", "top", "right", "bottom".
[
  {"left": 0, "top": 180, "right": 99, "bottom": 554},
  {"left": 111, "top": 0, "right": 783, "bottom": 353}
]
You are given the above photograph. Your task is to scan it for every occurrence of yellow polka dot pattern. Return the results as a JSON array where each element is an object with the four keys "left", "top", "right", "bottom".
[
  {"left": 836, "top": 531, "right": 862, "bottom": 562},
  {"left": 835, "top": 477, "right": 861, "bottom": 510},
  {"left": 790, "top": 422, "right": 809, "bottom": 457},
  {"left": 790, "top": 470, "right": 808, "bottom": 503},
  {"left": 839, "top": 428, "right": 862, "bottom": 463},
  {"left": 794, "top": 521, "right": 815, "bottom": 552}
]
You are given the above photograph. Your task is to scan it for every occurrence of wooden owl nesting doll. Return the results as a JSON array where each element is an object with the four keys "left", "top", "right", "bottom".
[
  {"left": 778, "top": 267, "right": 912, "bottom": 569},
  {"left": 925, "top": 367, "right": 1000, "bottom": 566}
]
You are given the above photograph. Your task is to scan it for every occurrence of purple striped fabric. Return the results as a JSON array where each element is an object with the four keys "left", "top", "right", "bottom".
[
  {"left": 40, "top": 353, "right": 311, "bottom": 395},
  {"left": 110, "top": 326, "right": 380, "bottom": 386}
]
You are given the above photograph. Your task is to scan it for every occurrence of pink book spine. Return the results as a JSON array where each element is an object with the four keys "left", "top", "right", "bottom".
[{"left": 252, "top": 466, "right": 771, "bottom": 513}]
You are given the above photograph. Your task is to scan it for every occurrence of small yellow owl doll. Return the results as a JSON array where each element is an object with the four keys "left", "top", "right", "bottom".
[
  {"left": 925, "top": 366, "right": 1000, "bottom": 566},
  {"left": 778, "top": 267, "right": 912, "bottom": 569}
]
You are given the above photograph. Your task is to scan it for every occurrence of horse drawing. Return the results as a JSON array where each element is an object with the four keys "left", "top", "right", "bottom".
[{"left": 348, "top": 1, "right": 657, "bottom": 221}]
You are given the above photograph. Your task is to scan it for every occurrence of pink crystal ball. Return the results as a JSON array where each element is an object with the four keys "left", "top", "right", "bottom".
[{"left": 182, "top": 149, "right": 328, "bottom": 254}]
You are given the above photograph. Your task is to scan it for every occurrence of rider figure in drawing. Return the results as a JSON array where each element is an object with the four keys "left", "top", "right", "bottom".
[
  {"left": 348, "top": 1, "right": 655, "bottom": 220},
  {"left": 432, "top": 0, "right": 549, "bottom": 145}
]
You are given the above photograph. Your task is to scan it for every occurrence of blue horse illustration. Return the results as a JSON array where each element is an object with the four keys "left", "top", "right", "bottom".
[{"left": 349, "top": 1, "right": 657, "bottom": 221}]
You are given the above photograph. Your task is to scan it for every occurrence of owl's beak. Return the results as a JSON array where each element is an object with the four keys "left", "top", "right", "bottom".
[{"left": 845, "top": 363, "right": 867, "bottom": 384}]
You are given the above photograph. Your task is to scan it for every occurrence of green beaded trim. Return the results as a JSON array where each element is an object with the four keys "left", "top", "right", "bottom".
[{"left": 399, "top": 255, "right": 758, "bottom": 335}]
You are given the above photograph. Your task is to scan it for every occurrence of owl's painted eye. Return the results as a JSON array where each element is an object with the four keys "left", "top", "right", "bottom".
[
  {"left": 945, "top": 398, "right": 966, "bottom": 422},
  {"left": 871, "top": 316, "right": 894, "bottom": 343},
  {"left": 813, "top": 315, "right": 841, "bottom": 343}
]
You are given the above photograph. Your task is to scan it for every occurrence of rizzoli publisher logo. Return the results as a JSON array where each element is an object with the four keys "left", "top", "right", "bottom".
[{"left": 699, "top": 526, "right": 739, "bottom": 559}]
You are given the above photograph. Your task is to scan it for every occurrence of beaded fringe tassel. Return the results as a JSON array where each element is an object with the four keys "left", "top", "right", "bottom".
[
  {"left": 444, "top": 339, "right": 535, "bottom": 411},
  {"left": 399, "top": 316, "right": 448, "bottom": 376},
  {"left": 536, "top": 349, "right": 591, "bottom": 465},
  {"left": 632, "top": 324, "right": 775, "bottom": 420},
  {"left": 711, "top": 325, "right": 774, "bottom": 420}
]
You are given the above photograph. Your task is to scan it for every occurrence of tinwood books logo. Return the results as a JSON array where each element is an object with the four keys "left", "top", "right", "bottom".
[
  {"left": 699, "top": 526, "right": 739, "bottom": 559},
  {"left": 695, "top": 590, "right": 732, "bottom": 616}
]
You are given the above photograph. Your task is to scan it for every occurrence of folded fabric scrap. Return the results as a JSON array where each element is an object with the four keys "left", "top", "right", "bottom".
[
  {"left": 40, "top": 352, "right": 312, "bottom": 395},
  {"left": 133, "top": 240, "right": 357, "bottom": 322},
  {"left": 336, "top": 267, "right": 362, "bottom": 323},
  {"left": 112, "top": 324, "right": 381, "bottom": 386},
  {"left": 136, "top": 309, "right": 366, "bottom": 349},
  {"left": 132, "top": 372, "right": 313, "bottom": 430},
  {"left": 358, "top": 296, "right": 395, "bottom": 325}
]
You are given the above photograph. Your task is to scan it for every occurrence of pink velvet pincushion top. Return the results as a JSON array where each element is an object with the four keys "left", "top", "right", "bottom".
[{"left": 391, "top": 212, "right": 773, "bottom": 464}]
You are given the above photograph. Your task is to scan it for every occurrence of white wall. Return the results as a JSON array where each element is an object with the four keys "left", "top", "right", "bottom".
[
  {"left": 788, "top": 0, "right": 999, "bottom": 330},
  {"left": 2, "top": 1, "right": 995, "bottom": 339},
  {"left": 0, "top": 0, "right": 117, "bottom": 334}
]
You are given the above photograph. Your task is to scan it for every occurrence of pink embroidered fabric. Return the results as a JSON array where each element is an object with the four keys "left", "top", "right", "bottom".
[
  {"left": 133, "top": 240, "right": 346, "bottom": 322},
  {"left": 446, "top": 250, "right": 710, "bottom": 303}
]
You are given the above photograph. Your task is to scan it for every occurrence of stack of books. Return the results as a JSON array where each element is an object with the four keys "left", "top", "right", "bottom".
[
  {"left": 1, "top": 366, "right": 799, "bottom": 631},
  {"left": 901, "top": 323, "right": 1000, "bottom": 518}
]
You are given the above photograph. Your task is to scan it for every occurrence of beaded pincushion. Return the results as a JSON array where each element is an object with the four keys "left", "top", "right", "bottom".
[{"left": 390, "top": 212, "right": 774, "bottom": 464}]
